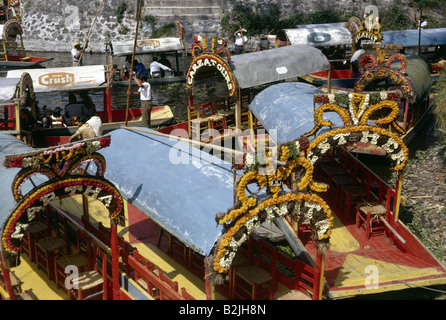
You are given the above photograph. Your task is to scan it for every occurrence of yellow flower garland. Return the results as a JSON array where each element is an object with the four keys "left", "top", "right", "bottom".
[
  {"left": 306, "top": 125, "right": 408, "bottom": 171},
  {"left": 213, "top": 193, "right": 334, "bottom": 273}
]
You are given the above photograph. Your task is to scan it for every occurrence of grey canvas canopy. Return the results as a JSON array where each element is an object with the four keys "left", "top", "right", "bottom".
[
  {"left": 0, "top": 78, "right": 20, "bottom": 106},
  {"left": 110, "top": 37, "right": 185, "bottom": 56},
  {"left": 229, "top": 44, "right": 330, "bottom": 89},
  {"left": 276, "top": 27, "right": 353, "bottom": 48}
]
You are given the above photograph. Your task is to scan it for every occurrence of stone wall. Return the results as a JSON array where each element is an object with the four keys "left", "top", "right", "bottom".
[{"left": 18, "top": 0, "right": 417, "bottom": 53}]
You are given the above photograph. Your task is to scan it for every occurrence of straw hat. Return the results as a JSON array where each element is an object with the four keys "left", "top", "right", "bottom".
[
  {"left": 260, "top": 34, "right": 265, "bottom": 39},
  {"left": 73, "top": 41, "right": 81, "bottom": 47}
]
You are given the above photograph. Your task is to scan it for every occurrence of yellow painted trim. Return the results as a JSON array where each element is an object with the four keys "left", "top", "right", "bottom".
[
  {"left": 0, "top": 285, "right": 10, "bottom": 300},
  {"left": 330, "top": 277, "right": 446, "bottom": 299},
  {"left": 319, "top": 254, "right": 325, "bottom": 300},
  {"left": 394, "top": 172, "right": 403, "bottom": 221}
]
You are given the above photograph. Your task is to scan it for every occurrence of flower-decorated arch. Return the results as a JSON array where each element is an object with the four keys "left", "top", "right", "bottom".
[
  {"left": 307, "top": 91, "right": 409, "bottom": 170},
  {"left": 355, "top": 53, "right": 414, "bottom": 103},
  {"left": 207, "top": 141, "right": 333, "bottom": 283},
  {"left": 186, "top": 35, "right": 237, "bottom": 97},
  {"left": 1, "top": 136, "right": 125, "bottom": 268}
]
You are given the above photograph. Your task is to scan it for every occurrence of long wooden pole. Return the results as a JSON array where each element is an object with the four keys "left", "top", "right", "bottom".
[
  {"left": 76, "top": 0, "right": 105, "bottom": 67},
  {"left": 125, "top": 0, "right": 143, "bottom": 126}
]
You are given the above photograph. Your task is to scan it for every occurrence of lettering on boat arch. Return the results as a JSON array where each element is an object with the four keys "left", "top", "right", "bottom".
[
  {"left": 307, "top": 92, "right": 409, "bottom": 170},
  {"left": 306, "top": 126, "right": 408, "bottom": 172},
  {"left": 186, "top": 53, "right": 237, "bottom": 96},
  {"left": 207, "top": 141, "right": 333, "bottom": 283},
  {"left": 1, "top": 136, "right": 125, "bottom": 268},
  {"left": 355, "top": 66, "right": 414, "bottom": 102}
]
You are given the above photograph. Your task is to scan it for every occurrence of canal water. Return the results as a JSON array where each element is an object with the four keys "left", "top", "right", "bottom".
[{"left": 24, "top": 51, "right": 230, "bottom": 124}]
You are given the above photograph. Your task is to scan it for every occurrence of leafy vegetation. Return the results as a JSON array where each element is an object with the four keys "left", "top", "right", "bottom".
[
  {"left": 432, "top": 73, "right": 446, "bottom": 147},
  {"left": 221, "top": 0, "right": 446, "bottom": 37},
  {"left": 221, "top": 3, "right": 353, "bottom": 37},
  {"left": 115, "top": 2, "right": 128, "bottom": 24}
]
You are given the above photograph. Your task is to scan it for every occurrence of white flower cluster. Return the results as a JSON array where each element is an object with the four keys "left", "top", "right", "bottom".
[
  {"left": 348, "top": 94, "right": 370, "bottom": 125},
  {"left": 333, "top": 132, "right": 351, "bottom": 145},
  {"left": 360, "top": 130, "right": 380, "bottom": 145},
  {"left": 246, "top": 152, "right": 255, "bottom": 166}
]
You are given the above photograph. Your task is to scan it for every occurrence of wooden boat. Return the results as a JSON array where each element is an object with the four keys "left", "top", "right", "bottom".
[
  {"left": 244, "top": 81, "right": 446, "bottom": 298},
  {"left": 105, "top": 21, "right": 188, "bottom": 87},
  {"left": 157, "top": 35, "right": 331, "bottom": 144},
  {"left": 1, "top": 29, "right": 446, "bottom": 300},
  {"left": 2, "top": 77, "right": 446, "bottom": 300},
  {"left": 2, "top": 65, "right": 174, "bottom": 146},
  {"left": 0, "top": 19, "right": 53, "bottom": 69}
]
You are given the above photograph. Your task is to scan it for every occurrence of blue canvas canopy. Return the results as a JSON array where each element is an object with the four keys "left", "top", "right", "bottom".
[
  {"left": 0, "top": 133, "right": 39, "bottom": 228},
  {"left": 98, "top": 128, "right": 235, "bottom": 255},
  {"left": 248, "top": 82, "right": 345, "bottom": 145},
  {"left": 382, "top": 28, "right": 446, "bottom": 47}
]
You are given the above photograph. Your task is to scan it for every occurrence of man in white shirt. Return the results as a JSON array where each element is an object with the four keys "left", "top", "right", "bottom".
[
  {"left": 418, "top": 16, "right": 427, "bottom": 29},
  {"left": 150, "top": 56, "right": 174, "bottom": 78},
  {"left": 127, "top": 73, "right": 152, "bottom": 128},
  {"left": 71, "top": 41, "right": 87, "bottom": 67},
  {"left": 68, "top": 115, "right": 102, "bottom": 142},
  {"left": 234, "top": 26, "right": 248, "bottom": 55}
]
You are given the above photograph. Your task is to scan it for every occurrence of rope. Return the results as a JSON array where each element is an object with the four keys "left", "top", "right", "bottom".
[{"left": 396, "top": 280, "right": 446, "bottom": 295}]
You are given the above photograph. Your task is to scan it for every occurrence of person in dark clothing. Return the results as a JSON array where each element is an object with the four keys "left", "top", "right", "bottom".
[
  {"left": 158, "top": 53, "right": 172, "bottom": 77},
  {"left": 133, "top": 60, "right": 148, "bottom": 77},
  {"left": 253, "top": 34, "right": 269, "bottom": 52},
  {"left": 63, "top": 94, "right": 88, "bottom": 126},
  {"left": 79, "top": 91, "right": 97, "bottom": 117},
  {"left": 19, "top": 108, "right": 44, "bottom": 147}
]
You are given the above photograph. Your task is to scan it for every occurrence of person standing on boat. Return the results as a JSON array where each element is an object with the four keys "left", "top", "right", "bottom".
[
  {"left": 149, "top": 56, "right": 174, "bottom": 78},
  {"left": 71, "top": 41, "right": 87, "bottom": 67},
  {"left": 127, "top": 73, "right": 153, "bottom": 128},
  {"left": 234, "top": 27, "right": 248, "bottom": 54},
  {"left": 350, "top": 46, "right": 366, "bottom": 78},
  {"left": 417, "top": 16, "right": 428, "bottom": 29}
]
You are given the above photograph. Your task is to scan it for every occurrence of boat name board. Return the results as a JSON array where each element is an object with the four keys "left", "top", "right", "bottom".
[
  {"left": 136, "top": 39, "right": 161, "bottom": 51},
  {"left": 38, "top": 72, "right": 75, "bottom": 87},
  {"left": 355, "top": 67, "right": 412, "bottom": 99},
  {"left": 186, "top": 54, "right": 236, "bottom": 96}
]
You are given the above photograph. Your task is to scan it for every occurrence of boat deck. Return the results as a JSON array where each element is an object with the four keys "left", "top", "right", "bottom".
[
  {"left": 301, "top": 158, "right": 446, "bottom": 299},
  {"left": 8, "top": 154, "right": 446, "bottom": 300}
]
